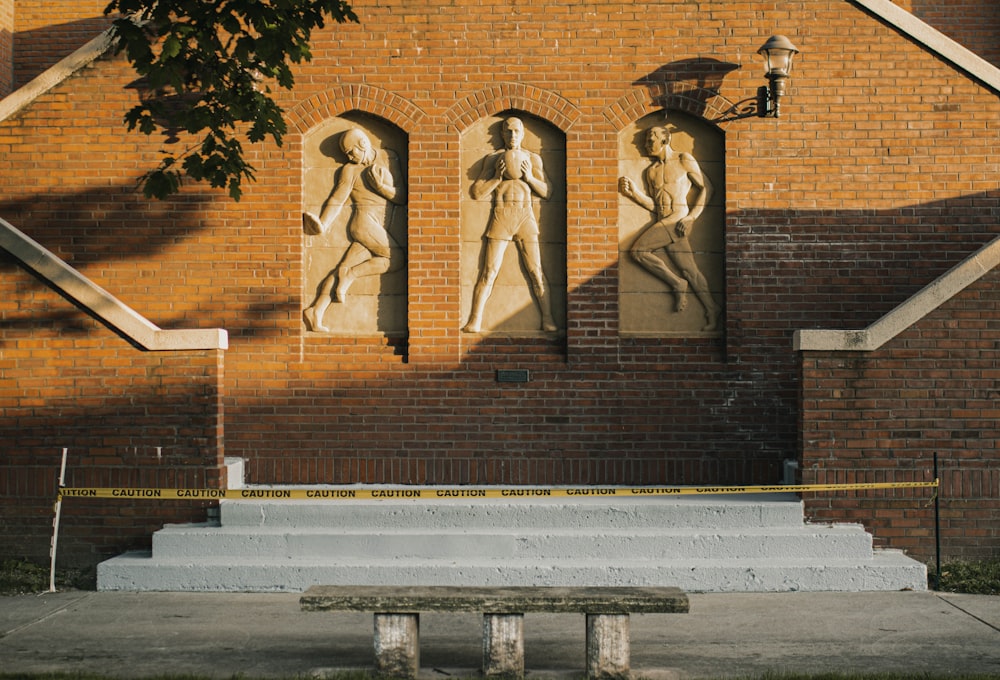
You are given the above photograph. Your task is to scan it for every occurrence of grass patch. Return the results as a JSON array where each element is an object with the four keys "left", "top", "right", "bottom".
[
  {"left": 0, "top": 559, "right": 93, "bottom": 596},
  {"left": 934, "top": 558, "right": 1000, "bottom": 595},
  {"left": 10, "top": 676, "right": 996, "bottom": 680},
  {"left": 0, "top": 675, "right": 369, "bottom": 680},
  {"left": 0, "top": 675, "right": 358, "bottom": 680},
  {"left": 749, "top": 675, "right": 1000, "bottom": 680},
  {"left": 751, "top": 675, "right": 1000, "bottom": 680},
  {"left": 0, "top": 559, "right": 54, "bottom": 595}
]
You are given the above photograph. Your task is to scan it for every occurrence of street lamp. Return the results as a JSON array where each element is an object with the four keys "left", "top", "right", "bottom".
[{"left": 714, "top": 35, "right": 800, "bottom": 122}]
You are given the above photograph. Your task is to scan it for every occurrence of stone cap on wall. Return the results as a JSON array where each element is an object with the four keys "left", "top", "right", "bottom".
[
  {"left": 851, "top": 0, "right": 1000, "bottom": 93},
  {"left": 795, "top": 235, "right": 1000, "bottom": 352},
  {"left": 0, "top": 29, "right": 112, "bottom": 123},
  {"left": 0, "top": 217, "right": 228, "bottom": 351}
]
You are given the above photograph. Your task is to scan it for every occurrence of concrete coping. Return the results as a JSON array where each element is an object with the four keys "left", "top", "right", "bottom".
[
  {"left": 851, "top": 0, "right": 1000, "bottom": 94},
  {"left": 0, "top": 29, "right": 114, "bottom": 124},
  {"left": 795, "top": 235, "right": 1000, "bottom": 352},
  {"left": 0, "top": 28, "right": 227, "bottom": 352},
  {"left": 0, "top": 217, "right": 228, "bottom": 351},
  {"left": 300, "top": 586, "right": 690, "bottom": 614}
]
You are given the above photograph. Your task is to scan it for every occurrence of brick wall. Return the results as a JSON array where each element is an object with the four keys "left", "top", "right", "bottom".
[
  {"left": 11, "top": 0, "right": 109, "bottom": 87},
  {"left": 0, "top": 0, "right": 11, "bottom": 97},
  {"left": 1, "top": 0, "right": 999, "bottom": 565},
  {"left": 0, "top": 251, "right": 226, "bottom": 566},
  {"left": 801, "top": 266, "right": 1000, "bottom": 561},
  {"left": 896, "top": 0, "right": 1000, "bottom": 68}
]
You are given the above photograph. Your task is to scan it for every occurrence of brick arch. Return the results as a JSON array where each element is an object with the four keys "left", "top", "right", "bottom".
[
  {"left": 444, "top": 82, "right": 581, "bottom": 133},
  {"left": 604, "top": 85, "right": 734, "bottom": 132},
  {"left": 286, "top": 85, "right": 427, "bottom": 134}
]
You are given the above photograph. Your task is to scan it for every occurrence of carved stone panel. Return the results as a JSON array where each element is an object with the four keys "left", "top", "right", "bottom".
[
  {"left": 460, "top": 112, "right": 566, "bottom": 335},
  {"left": 302, "top": 113, "right": 408, "bottom": 336},
  {"left": 618, "top": 112, "right": 724, "bottom": 335}
]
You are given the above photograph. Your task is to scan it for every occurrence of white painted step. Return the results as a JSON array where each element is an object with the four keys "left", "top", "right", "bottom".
[
  {"left": 97, "top": 550, "right": 927, "bottom": 593},
  {"left": 150, "top": 523, "right": 875, "bottom": 561},
  {"left": 217, "top": 492, "right": 807, "bottom": 529},
  {"left": 96, "top": 486, "right": 928, "bottom": 593}
]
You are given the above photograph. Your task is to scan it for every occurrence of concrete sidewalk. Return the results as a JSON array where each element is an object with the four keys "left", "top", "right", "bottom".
[{"left": 1, "top": 590, "right": 999, "bottom": 678}]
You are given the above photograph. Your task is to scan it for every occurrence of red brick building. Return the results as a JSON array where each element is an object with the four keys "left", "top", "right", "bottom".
[{"left": 1, "top": 0, "right": 998, "bottom": 570}]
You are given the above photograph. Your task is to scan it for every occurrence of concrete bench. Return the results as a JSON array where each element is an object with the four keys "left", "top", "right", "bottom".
[{"left": 300, "top": 585, "right": 689, "bottom": 679}]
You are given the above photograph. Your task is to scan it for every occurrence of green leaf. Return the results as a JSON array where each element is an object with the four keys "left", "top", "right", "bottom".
[
  {"left": 161, "top": 33, "right": 182, "bottom": 59},
  {"left": 105, "top": 0, "right": 359, "bottom": 200},
  {"left": 140, "top": 167, "right": 182, "bottom": 200}
]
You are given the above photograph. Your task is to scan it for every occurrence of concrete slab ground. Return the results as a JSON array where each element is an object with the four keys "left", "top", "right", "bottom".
[{"left": 1, "top": 590, "right": 998, "bottom": 678}]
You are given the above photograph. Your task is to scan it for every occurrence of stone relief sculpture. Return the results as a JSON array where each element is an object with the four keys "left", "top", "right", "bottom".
[
  {"left": 462, "top": 117, "right": 558, "bottom": 333},
  {"left": 618, "top": 125, "right": 721, "bottom": 332},
  {"left": 303, "top": 127, "right": 405, "bottom": 333}
]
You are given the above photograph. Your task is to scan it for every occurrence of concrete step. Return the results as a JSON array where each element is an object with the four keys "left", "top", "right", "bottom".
[
  {"left": 217, "top": 491, "right": 808, "bottom": 529},
  {"left": 96, "top": 549, "right": 927, "bottom": 593},
  {"left": 150, "top": 523, "right": 875, "bottom": 561},
  {"left": 96, "top": 483, "right": 928, "bottom": 593}
]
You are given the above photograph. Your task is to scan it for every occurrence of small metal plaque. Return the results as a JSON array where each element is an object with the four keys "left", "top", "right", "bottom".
[{"left": 496, "top": 369, "right": 530, "bottom": 383}]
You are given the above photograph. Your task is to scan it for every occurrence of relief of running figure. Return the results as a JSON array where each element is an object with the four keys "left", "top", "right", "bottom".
[
  {"left": 618, "top": 126, "right": 721, "bottom": 332},
  {"left": 303, "top": 128, "right": 404, "bottom": 333}
]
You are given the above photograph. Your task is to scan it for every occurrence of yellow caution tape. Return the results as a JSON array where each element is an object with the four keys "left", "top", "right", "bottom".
[{"left": 56, "top": 480, "right": 939, "bottom": 501}]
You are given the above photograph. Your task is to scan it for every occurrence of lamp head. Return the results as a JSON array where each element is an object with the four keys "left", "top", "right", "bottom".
[{"left": 758, "top": 35, "right": 799, "bottom": 78}]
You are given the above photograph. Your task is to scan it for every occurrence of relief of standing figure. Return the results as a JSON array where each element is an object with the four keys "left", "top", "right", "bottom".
[{"left": 463, "top": 117, "right": 558, "bottom": 334}]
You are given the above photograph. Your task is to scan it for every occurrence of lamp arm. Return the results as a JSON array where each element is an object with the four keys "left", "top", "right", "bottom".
[
  {"left": 711, "top": 35, "right": 797, "bottom": 123},
  {"left": 710, "top": 85, "right": 771, "bottom": 123}
]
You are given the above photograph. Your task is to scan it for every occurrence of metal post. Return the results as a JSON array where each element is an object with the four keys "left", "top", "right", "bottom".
[
  {"left": 49, "top": 448, "right": 68, "bottom": 593},
  {"left": 933, "top": 452, "right": 941, "bottom": 590}
]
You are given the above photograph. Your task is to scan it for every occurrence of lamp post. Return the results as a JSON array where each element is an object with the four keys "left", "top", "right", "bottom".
[{"left": 714, "top": 35, "right": 800, "bottom": 122}]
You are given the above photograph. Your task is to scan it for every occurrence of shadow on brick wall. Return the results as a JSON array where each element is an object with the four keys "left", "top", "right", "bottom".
[
  {"left": 0, "top": 187, "right": 300, "bottom": 341},
  {"left": 13, "top": 16, "right": 112, "bottom": 88},
  {"left": 1, "top": 182, "right": 998, "bottom": 566},
  {"left": 906, "top": 1, "right": 1000, "bottom": 69}
]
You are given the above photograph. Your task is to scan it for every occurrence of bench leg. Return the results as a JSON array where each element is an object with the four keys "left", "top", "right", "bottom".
[
  {"left": 374, "top": 613, "right": 419, "bottom": 679},
  {"left": 586, "top": 613, "right": 630, "bottom": 680},
  {"left": 482, "top": 613, "right": 525, "bottom": 679}
]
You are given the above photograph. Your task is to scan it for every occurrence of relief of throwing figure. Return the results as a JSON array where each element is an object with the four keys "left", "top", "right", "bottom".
[
  {"left": 619, "top": 126, "right": 721, "bottom": 332},
  {"left": 463, "top": 117, "right": 557, "bottom": 333},
  {"left": 303, "top": 128, "right": 404, "bottom": 333}
]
